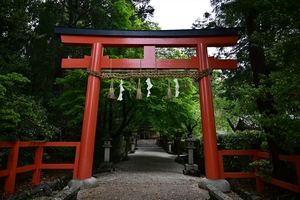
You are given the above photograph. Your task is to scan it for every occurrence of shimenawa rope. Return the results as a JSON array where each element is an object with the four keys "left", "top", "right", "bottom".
[{"left": 86, "top": 68, "right": 213, "bottom": 82}]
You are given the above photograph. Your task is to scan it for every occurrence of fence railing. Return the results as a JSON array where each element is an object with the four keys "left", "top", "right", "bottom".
[
  {"left": 2, "top": 142, "right": 299, "bottom": 194},
  {"left": 0, "top": 141, "right": 80, "bottom": 193},
  {"left": 218, "top": 149, "right": 300, "bottom": 193}
]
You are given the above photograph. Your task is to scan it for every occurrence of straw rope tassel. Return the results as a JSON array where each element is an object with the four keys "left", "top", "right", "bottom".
[
  {"left": 107, "top": 78, "right": 115, "bottom": 99},
  {"left": 107, "top": 59, "right": 115, "bottom": 99},
  {"left": 136, "top": 78, "right": 142, "bottom": 100},
  {"left": 136, "top": 59, "right": 143, "bottom": 100},
  {"left": 167, "top": 78, "right": 172, "bottom": 100}
]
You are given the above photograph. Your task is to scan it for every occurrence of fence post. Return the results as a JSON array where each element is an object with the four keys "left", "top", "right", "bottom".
[
  {"left": 295, "top": 155, "right": 300, "bottom": 192},
  {"left": 254, "top": 149, "right": 264, "bottom": 192},
  {"left": 32, "top": 142, "right": 43, "bottom": 184},
  {"left": 73, "top": 142, "right": 81, "bottom": 179},
  {"left": 218, "top": 150, "right": 225, "bottom": 179},
  {"left": 5, "top": 141, "right": 20, "bottom": 193}
]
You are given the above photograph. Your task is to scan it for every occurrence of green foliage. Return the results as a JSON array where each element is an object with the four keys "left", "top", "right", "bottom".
[
  {"left": 54, "top": 147, "right": 76, "bottom": 162},
  {"left": 18, "top": 148, "right": 36, "bottom": 166},
  {"left": 249, "top": 159, "right": 272, "bottom": 180},
  {"left": 217, "top": 131, "right": 265, "bottom": 150},
  {"left": 0, "top": 73, "right": 59, "bottom": 141},
  {"left": 111, "top": 0, "right": 135, "bottom": 29},
  {"left": 135, "top": 77, "right": 200, "bottom": 137},
  {"left": 51, "top": 70, "right": 87, "bottom": 128},
  {"left": 0, "top": 0, "right": 159, "bottom": 170},
  {"left": 217, "top": 131, "right": 265, "bottom": 173},
  {"left": 211, "top": 71, "right": 240, "bottom": 132},
  {"left": 49, "top": 69, "right": 88, "bottom": 141},
  {"left": 202, "top": 0, "right": 300, "bottom": 153},
  {"left": 110, "top": 134, "right": 126, "bottom": 162},
  {"left": 0, "top": 74, "right": 31, "bottom": 136}
]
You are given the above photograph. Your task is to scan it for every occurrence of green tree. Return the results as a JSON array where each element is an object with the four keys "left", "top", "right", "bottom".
[
  {"left": 0, "top": 73, "right": 58, "bottom": 142},
  {"left": 130, "top": 0, "right": 154, "bottom": 22},
  {"left": 0, "top": 0, "right": 33, "bottom": 76},
  {"left": 0, "top": 0, "right": 59, "bottom": 143},
  {"left": 200, "top": 0, "right": 300, "bottom": 185}
]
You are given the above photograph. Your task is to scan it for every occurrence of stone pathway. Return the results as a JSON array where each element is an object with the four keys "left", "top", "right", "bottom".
[{"left": 77, "top": 140, "right": 210, "bottom": 200}]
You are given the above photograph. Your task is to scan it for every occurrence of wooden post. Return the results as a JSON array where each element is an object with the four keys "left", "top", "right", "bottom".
[
  {"left": 295, "top": 155, "right": 300, "bottom": 192},
  {"left": 73, "top": 142, "right": 81, "bottom": 178},
  {"left": 5, "top": 141, "right": 20, "bottom": 193},
  {"left": 218, "top": 150, "right": 225, "bottom": 179},
  {"left": 197, "top": 43, "right": 220, "bottom": 179},
  {"left": 32, "top": 142, "right": 43, "bottom": 184},
  {"left": 76, "top": 43, "right": 103, "bottom": 179},
  {"left": 254, "top": 150, "right": 264, "bottom": 192}
]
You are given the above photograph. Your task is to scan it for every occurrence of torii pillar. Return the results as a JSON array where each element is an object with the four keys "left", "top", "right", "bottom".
[
  {"left": 54, "top": 27, "right": 243, "bottom": 191},
  {"left": 196, "top": 43, "right": 231, "bottom": 192}
]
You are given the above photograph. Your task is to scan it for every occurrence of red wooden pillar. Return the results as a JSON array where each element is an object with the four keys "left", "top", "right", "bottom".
[
  {"left": 296, "top": 155, "right": 300, "bottom": 192},
  {"left": 32, "top": 142, "right": 43, "bottom": 184},
  {"left": 197, "top": 43, "right": 221, "bottom": 179},
  {"left": 73, "top": 142, "right": 81, "bottom": 178},
  {"left": 254, "top": 150, "right": 264, "bottom": 192},
  {"left": 77, "top": 43, "right": 103, "bottom": 179},
  {"left": 5, "top": 141, "right": 20, "bottom": 193}
]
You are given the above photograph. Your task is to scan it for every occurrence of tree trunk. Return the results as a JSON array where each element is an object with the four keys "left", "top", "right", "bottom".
[
  {"left": 102, "top": 100, "right": 107, "bottom": 129},
  {"left": 245, "top": 8, "right": 292, "bottom": 184},
  {"left": 112, "top": 100, "right": 134, "bottom": 139},
  {"left": 227, "top": 118, "right": 236, "bottom": 132}
]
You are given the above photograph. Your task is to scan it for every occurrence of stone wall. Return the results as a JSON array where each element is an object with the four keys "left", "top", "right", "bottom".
[{"left": 8, "top": 174, "right": 72, "bottom": 200}]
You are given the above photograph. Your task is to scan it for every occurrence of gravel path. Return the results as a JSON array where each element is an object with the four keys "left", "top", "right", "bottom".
[{"left": 77, "top": 141, "right": 210, "bottom": 200}]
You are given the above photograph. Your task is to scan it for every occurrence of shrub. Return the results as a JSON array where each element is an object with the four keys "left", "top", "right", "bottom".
[{"left": 217, "top": 131, "right": 266, "bottom": 173}]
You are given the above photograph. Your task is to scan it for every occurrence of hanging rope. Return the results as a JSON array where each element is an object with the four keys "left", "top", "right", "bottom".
[
  {"left": 167, "top": 78, "right": 172, "bottom": 100},
  {"left": 107, "top": 78, "right": 115, "bottom": 99},
  {"left": 86, "top": 68, "right": 213, "bottom": 82},
  {"left": 136, "top": 59, "right": 142, "bottom": 100},
  {"left": 107, "top": 59, "right": 115, "bottom": 99},
  {"left": 136, "top": 78, "right": 142, "bottom": 100}
]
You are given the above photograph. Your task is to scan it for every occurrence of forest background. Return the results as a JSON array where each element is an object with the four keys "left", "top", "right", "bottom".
[{"left": 0, "top": 0, "right": 300, "bottom": 196}]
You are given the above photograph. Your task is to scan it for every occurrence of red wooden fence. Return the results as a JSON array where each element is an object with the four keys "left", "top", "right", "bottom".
[
  {"left": 218, "top": 149, "right": 300, "bottom": 193},
  {"left": 1, "top": 142, "right": 299, "bottom": 194},
  {"left": 0, "top": 141, "right": 80, "bottom": 193}
]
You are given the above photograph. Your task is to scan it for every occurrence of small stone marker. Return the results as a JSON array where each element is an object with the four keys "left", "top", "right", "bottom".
[
  {"left": 183, "top": 136, "right": 200, "bottom": 176},
  {"left": 102, "top": 135, "right": 113, "bottom": 162},
  {"left": 168, "top": 141, "right": 172, "bottom": 153}
]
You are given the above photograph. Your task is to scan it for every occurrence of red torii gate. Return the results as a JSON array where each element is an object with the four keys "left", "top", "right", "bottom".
[{"left": 54, "top": 27, "right": 242, "bottom": 190}]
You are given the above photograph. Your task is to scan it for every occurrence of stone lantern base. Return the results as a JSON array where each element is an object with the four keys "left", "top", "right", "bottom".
[{"left": 183, "top": 164, "right": 200, "bottom": 176}]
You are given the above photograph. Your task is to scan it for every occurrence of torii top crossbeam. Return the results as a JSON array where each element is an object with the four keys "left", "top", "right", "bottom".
[
  {"left": 54, "top": 26, "right": 243, "bottom": 186},
  {"left": 54, "top": 27, "right": 243, "bottom": 70}
]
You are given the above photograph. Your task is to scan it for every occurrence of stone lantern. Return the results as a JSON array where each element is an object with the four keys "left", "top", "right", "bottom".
[
  {"left": 167, "top": 140, "right": 173, "bottom": 154},
  {"left": 183, "top": 136, "right": 199, "bottom": 176},
  {"left": 97, "top": 135, "right": 114, "bottom": 172},
  {"left": 102, "top": 135, "right": 113, "bottom": 162}
]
